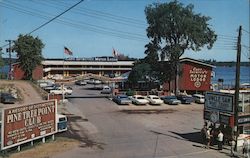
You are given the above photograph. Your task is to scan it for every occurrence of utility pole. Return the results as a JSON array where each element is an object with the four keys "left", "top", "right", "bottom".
[
  {"left": 5, "top": 40, "right": 14, "bottom": 80},
  {"left": 234, "top": 25, "right": 242, "bottom": 152}
]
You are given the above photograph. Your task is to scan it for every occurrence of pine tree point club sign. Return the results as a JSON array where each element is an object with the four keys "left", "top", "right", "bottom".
[{"left": 1, "top": 100, "right": 57, "bottom": 150}]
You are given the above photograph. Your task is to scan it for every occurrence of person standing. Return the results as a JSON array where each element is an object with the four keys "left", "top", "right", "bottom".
[
  {"left": 201, "top": 126, "right": 207, "bottom": 147},
  {"left": 243, "top": 138, "right": 250, "bottom": 158},
  {"left": 205, "top": 128, "right": 211, "bottom": 149},
  {"left": 217, "top": 130, "right": 224, "bottom": 151}
]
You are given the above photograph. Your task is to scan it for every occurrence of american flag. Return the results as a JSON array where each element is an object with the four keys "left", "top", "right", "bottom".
[{"left": 64, "top": 47, "right": 73, "bottom": 55}]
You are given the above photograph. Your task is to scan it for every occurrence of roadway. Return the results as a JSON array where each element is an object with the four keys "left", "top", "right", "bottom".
[{"left": 54, "top": 84, "right": 235, "bottom": 158}]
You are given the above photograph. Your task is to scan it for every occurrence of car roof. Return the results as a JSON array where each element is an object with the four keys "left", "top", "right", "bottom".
[
  {"left": 133, "top": 95, "right": 143, "bottom": 97},
  {"left": 193, "top": 94, "right": 204, "bottom": 97},
  {"left": 117, "top": 94, "right": 128, "bottom": 97},
  {"left": 164, "top": 95, "right": 177, "bottom": 98},
  {"left": 148, "top": 95, "right": 158, "bottom": 97}
]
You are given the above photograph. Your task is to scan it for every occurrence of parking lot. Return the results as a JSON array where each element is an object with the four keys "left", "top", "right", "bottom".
[{"left": 53, "top": 84, "right": 235, "bottom": 158}]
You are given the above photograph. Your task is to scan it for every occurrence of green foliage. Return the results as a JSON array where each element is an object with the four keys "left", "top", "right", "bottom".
[
  {"left": 126, "top": 89, "right": 135, "bottom": 96},
  {"left": 145, "top": 0, "right": 217, "bottom": 60},
  {"left": 128, "top": 62, "right": 152, "bottom": 84},
  {"left": 0, "top": 53, "right": 4, "bottom": 68},
  {"left": 13, "top": 34, "right": 44, "bottom": 80}
]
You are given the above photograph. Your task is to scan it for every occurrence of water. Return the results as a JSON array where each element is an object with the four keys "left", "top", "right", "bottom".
[{"left": 212, "top": 66, "right": 250, "bottom": 86}]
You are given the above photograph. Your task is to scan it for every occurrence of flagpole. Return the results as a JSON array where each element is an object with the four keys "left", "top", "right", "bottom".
[{"left": 63, "top": 46, "right": 65, "bottom": 78}]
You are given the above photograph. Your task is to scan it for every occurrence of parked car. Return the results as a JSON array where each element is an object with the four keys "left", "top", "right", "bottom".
[
  {"left": 161, "top": 96, "right": 181, "bottom": 105},
  {"left": 192, "top": 94, "right": 205, "bottom": 104},
  {"left": 50, "top": 87, "right": 73, "bottom": 95},
  {"left": 43, "top": 85, "right": 57, "bottom": 92},
  {"left": 75, "top": 80, "right": 87, "bottom": 86},
  {"left": 94, "top": 80, "right": 102, "bottom": 84},
  {"left": 130, "top": 95, "right": 149, "bottom": 105},
  {"left": 177, "top": 95, "right": 194, "bottom": 104},
  {"left": 113, "top": 94, "right": 132, "bottom": 105},
  {"left": 57, "top": 114, "right": 68, "bottom": 132},
  {"left": 146, "top": 95, "right": 163, "bottom": 105},
  {"left": 0, "top": 93, "right": 16, "bottom": 104},
  {"left": 101, "top": 86, "right": 112, "bottom": 94}
]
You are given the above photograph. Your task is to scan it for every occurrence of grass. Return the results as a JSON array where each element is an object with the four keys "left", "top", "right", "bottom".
[{"left": 1, "top": 136, "right": 79, "bottom": 158}]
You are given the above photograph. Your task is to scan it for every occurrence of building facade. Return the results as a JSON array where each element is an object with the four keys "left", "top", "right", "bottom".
[
  {"left": 163, "top": 58, "right": 215, "bottom": 94},
  {"left": 12, "top": 57, "right": 214, "bottom": 93},
  {"left": 42, "top": 57, "right": 134, "bottom": 78},
  {"left": 12, "top": 56, "right": 134, "bottom": 80}
]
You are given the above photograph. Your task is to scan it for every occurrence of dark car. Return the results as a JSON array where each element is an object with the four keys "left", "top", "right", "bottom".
[
  {"left": 161, "top": 96, "right": 181, "bottom": 105},
  {"left": 177, "top": 95, "right": 194, "bottom": 104},
  {"left": 0, "top": 93, "right": 16, "bottom": 104},
  {"left": 113, "top": 94, "right": 132, "bottom": 105}
]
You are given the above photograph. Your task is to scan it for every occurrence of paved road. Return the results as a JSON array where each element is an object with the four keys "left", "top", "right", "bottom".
[{"left": 54, "top": 85, "right": 236, "bottom": 158}]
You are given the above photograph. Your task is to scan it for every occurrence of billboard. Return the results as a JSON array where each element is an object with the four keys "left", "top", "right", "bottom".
[
  {"left": 203, "top": 110, "right": 234, "bottom": 127},
  {"left": 205, "top": 91, "right": 234, "bottom": 114},
  {"left": 1, "top": 100, "right": 57, "bottom": 150}
]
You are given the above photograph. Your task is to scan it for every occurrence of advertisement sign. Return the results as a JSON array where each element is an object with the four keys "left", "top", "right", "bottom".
[
  {"left": 205, "top": 92, "right": 234, "bottom": 114},
  {"left": 204, "top": 110, "right": 234, "bottom": 127},
  {"left": 180, "top": 63, "right": 211, "bottom": 91},
  {"left": 238, "top": 115, "right": 250, "bottom": 125},
  {"left": 1, "top": 100, "right": 57, "bottom": 150}
]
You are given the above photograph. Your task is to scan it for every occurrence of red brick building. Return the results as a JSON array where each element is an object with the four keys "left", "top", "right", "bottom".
[
  {"left": 12, "top": 63, "right": 43, "bottom": 80},
  {"left": 163, "top": 58, "right": 215, "bottom": 94}
]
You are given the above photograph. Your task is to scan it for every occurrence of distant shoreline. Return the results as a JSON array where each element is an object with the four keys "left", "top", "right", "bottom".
[
  {"left": 211, "top": 62, "right": 250, "bottom": 67},
  {"left": 1, "top": 58, "right": 249, "bottom": 67}
]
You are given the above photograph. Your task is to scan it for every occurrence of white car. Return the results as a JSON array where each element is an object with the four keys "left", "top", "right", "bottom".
[
  {"left": 101, "top": 86, "right": 112, "bottom": 94},
  {"left": 146, "top": 95, "right": 163, "bottom": 105},
  {"left": 192, "top": 94, "right": 205, "bottom": 104},
  {"left": 50, "top": 87, "right": 72, "bottom": 95},
  {"left": 130, "top": 95, "right": 149, "bottom": 105}
]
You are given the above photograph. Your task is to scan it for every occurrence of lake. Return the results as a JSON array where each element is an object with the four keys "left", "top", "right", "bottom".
[{"left": 212, "top": 66, "right": 250, "bottom": 86}]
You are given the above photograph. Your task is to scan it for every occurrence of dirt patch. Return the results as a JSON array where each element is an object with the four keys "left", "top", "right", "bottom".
[
  {"left": 59, "top": 114, "right": 105, "bottom": 150},
  {"left": 8, "top": 137, "right": 79, "bottom": 158},
  {"left": 121, "top": 109, "right": 177, "bottom": 114},
  {"left": 0, "top": 80, "right": 43, "bottom": 105}
]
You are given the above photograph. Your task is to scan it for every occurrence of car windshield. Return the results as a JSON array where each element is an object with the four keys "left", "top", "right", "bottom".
[
  {"left": 164, "top": 96, "right": 176, "bottom": 99},
  {"left": 153, "top": 97, "right": 160, "bottom": 99},
  {"left": 119, "top": 96, "right": 128, "bottom": 99},
  {"left": 137, "top": 97, "right": 145, "bottom": 99},
  {"left": 1, "top": 93, "right": 13, "bottom": 97}
]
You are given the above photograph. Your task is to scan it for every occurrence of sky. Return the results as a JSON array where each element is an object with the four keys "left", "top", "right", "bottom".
[{"left": 0, "top": 0, "right": 249, "bottom": 62}]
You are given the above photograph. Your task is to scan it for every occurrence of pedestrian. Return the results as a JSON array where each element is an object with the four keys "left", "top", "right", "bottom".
[
  {"left": 217, "top": 130, "right": 224, "bottom": 151},
  {"left": 201, "top": 126, "right": 207, "bottom": 147},
  {"left": 243, "top": 138, "right": 250, "bottom": 158},
  {"left": 205, "top": 128, "right": 211, "bottom": 149}
]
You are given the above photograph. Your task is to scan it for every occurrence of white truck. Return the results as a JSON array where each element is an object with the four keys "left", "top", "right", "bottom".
[{"left": 50, "top": 87, "right": 72, "bottom": 95}]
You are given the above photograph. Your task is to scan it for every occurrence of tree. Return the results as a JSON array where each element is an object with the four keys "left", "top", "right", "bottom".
[
  {"left": 13, "top": 34, "right": 44, "bottom": 80},
  {"left": 145, "top": 0, "right": 217, "bottom": 93},
  {"left": 128, "top": 62, "right": 152, "bottom": 85}
]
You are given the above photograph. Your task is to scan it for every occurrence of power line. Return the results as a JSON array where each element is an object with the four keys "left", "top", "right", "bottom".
[
  {"left": 0, "top": 0, "right": 85, "bottom": 49},
  {"left": 43, "top": 0, "right": 146, "bottom": 25},
  {"left": 28, "top": 0, "right": 84, "bottom": 34},
  {"left": 242, "top": 28, "right": 250, "bottom": 34},
  {"left": 0, "top": 2, "right": 147, "bottom": 41},
  {"left": 36, "top": 0, "right": 146, "bottom": 28},
  {"left": 0, "top": 0, "right": 241, "bottom": 52}
]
